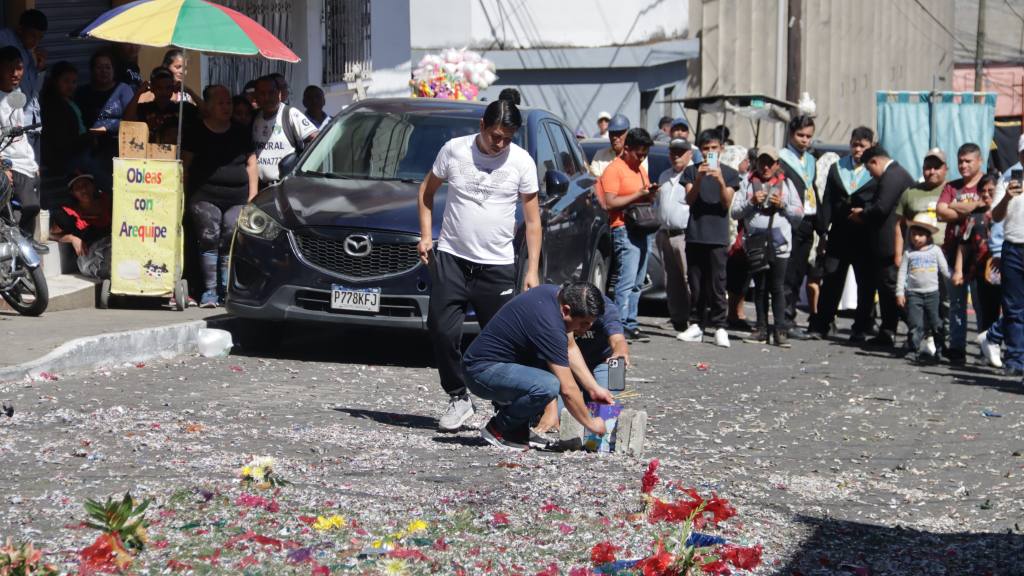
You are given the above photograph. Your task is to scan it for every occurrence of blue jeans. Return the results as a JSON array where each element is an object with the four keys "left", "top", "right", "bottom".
[
  {"left": 1001, "top": 241, "right": 1024, "bottom": 371},
  {"left": 948, "top": 277, "right": 983, "bottom": 352},
  {"left": 555, "top": 362, "right": 608, "bottom": 413},
  {"left": 612, "top": 226, "right": 653, "bottom": 331},
  {"left": 464, "top": 362, "right": 559, "bottom": 431}
]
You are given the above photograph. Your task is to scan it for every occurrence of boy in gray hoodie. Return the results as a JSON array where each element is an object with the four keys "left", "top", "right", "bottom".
[{"left": 732, "top": 146, "right": 804, "bottom": 346}]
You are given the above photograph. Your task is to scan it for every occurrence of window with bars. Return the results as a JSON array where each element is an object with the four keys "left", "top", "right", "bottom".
[
  {"left": 322, "top": 0, "right": 372, "bottom": 85},
  {"left": 205, "top": 0, "right": 294, "bottom": 95}
]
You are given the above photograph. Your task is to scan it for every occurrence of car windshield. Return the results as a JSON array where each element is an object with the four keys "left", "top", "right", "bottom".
[{"left": 297, "top": 108, "right": 524, "bottom": 182}]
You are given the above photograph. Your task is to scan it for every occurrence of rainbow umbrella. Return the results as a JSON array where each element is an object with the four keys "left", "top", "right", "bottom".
[
  {"left": 79, "top": 0, "right": 299, "bottom": 62},
  {"left": 79, "top": 0, "right": 299, "bottom": 157}
]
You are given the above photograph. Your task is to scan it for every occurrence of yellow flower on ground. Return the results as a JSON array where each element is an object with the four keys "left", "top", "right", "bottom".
[
  {"left": 380, "top": 558, "right": 410, "bottom": 576},
  {"left": 312, "top": 515, "right": 346, "bottom": 531},
  {"left": 241, "top": 466, "right": 252, "bottom": 477},
  {"left": 405, "top": 519, "right": 428, "bottom": 534}
]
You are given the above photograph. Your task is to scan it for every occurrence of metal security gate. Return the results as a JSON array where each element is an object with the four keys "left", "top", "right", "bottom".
[
  {"left": 35, "top": 0, "right": 111, "bottom": 84},
  {"left": 322, "top": 0, "right": 371, "bottom": 85},
  {"left": 206, "top": 0, "right": 294, "bottom": 95}
]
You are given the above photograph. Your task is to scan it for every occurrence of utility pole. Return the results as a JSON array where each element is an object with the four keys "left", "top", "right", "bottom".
[
  {"left": 975, "top": 0, "right": 986, "bottom": 91},
  {"left": 786, "top": 0, "right": 802, "bottom": 104}
]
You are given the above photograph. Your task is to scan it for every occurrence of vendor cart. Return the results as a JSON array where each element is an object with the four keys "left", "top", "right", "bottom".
[{"left": 98, "top": 157, "right": 188, "bottom": 310}]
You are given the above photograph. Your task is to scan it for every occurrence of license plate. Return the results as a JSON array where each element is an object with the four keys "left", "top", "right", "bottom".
[{"left": 330, "top": 285, "right": 381, "bottom": 312}]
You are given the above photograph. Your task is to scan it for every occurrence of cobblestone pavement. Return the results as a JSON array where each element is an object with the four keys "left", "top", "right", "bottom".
[{"left": 0, "top": 314, "right": 1022, "bottom": 574}]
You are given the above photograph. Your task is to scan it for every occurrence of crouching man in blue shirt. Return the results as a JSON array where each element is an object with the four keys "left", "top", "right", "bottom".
[{"left": 462, "top": 282, "right": 615, "bottom": 450}]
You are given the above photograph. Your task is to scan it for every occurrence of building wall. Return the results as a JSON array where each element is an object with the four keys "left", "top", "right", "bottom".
[
  {"left": 410, "top": 0, "right": 691, "bottom": 136},
  {"left": 689, "top": 0, "right": 955, "bottom": 146},
  {"left": 411, "top": 0, "right": 688, "bottom": 50}
]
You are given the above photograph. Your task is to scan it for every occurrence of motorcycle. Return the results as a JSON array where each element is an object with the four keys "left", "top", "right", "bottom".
[{"left": 0, "top": 91, "right": 47, "bottom": 316}]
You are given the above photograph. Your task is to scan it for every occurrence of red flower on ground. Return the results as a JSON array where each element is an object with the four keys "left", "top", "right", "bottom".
[
  {"left": 703, "top": 494, "right": 737, "bottom": 525},
  {"left": 635, "top": 541, "right": 677, "bottom": 576},
  {"left": 311, "top": 564, "right": 330, "bottom": 576},
  {"left": 535, "top": 562, "right": 560, "bottom": 576},
  {"left": 699, "top": 559, "right": 732, "bottom": 575},
  {"left": 648, "top": 497, "right": 698, "bottom": 524},
  {"left": 641, "top": 459, "right": 661, "bottom": 494},
  {"left": 590, "top": 541, "right": 620, "bottom": 565},
  {"left": 491, "top": 512, "right": 510, "bottom": 526},
  {"left": 78, "top": 533, "right": 132, "bottom": 574},
  {"left": 388, "top": 548, "right": 431, "bottom": 562},
  {"left": 718, "top": 544, "right": 763, "bottom": 570}
]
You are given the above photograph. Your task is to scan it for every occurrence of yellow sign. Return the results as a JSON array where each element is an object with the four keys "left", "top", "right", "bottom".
[{"left": 110, "top": 158, "right": 184, "bottom": 296}]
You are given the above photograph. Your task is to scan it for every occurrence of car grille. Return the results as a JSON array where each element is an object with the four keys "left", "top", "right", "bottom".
[{"left": 294, "top": 234, "right": 421, "bottom": 279}]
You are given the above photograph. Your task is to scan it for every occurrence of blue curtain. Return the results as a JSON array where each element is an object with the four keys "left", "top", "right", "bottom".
[
  {"left": 877, "top": 91, "right": 998, "bottom": 181},
  {"left": 877, "top": 92, "right": 931, "bottom": 180},
  {"left": 933, "top": 92, "right": 998, "bottom": 180}
]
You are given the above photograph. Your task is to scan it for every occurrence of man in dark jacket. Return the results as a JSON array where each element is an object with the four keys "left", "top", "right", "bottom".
[
  {"left": 808, "top": 127, "right": 877, "bottom": 340},
  {"left": 854, "top": 145, "right": 914, "bottom": 347}
]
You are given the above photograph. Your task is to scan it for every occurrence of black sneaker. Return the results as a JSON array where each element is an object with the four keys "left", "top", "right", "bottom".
[
  {"left": 789, "top": 327, "right": 813, "bottom": 340},
  {"left": 945, "top": 348, "right": 967, "bottom": 365},
  {"left": 849, "top": 331, "right": 867, "bottom": 343},
  {"left": 774, "top": 330, "right": 792, "bottom": 348},
  {"left": 742, "top": 329, "right": 768, "bottom": 344},
  {"left": 625, "top": 328, "right": 650, "bottom": 342},
  {"left": 1002, "top": 365, "right": 1024, "bottom": 377},
  {"left": 480, "top": 418, "right": 529, "bottom": 450},
  {"left": 528, "top": 428, "right": 558, "bottom": 450},
  {"left": 867, "top": 332, "right": 895, "bottom": 348},
  {"left": 728, "top": 318, "right": 753, "bottom": 332}
]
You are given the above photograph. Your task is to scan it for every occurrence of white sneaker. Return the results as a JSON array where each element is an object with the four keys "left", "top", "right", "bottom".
[
  {"left": 713, "top": 328, "right": 731, "bottom": 348},
  {"left": 922, "top": 336, "right": 937, "bottom": 357},
  {"left": 438, "top": 394, "right": 475, "bottom": 432},
  {"left": 677, "top": 324, "right": 703, "bottom": 343},
  {"left": 977, "top": 331, "right": 1003, "bottom": 368}
]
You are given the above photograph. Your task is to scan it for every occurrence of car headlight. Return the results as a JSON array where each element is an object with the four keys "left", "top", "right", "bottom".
[{"left": 237, "top": 203, "right": 284, "bottom": 240}]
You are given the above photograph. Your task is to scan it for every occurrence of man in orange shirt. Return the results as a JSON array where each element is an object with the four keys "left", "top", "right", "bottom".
[{"left": 600, "top": 128, "right": 656, "bottom": 341}]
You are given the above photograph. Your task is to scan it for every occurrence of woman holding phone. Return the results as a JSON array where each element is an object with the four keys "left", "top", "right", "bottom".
[{"left": 991, "top": 135, "right": 1024, "bottom": 376}]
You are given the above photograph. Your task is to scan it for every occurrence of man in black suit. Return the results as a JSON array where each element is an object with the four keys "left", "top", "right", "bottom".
[
  {"left": 852, "top": 145, "right": 914, "bottom": 347},
  {"left": 808, "top": 127, "right": 878, "bottom": 340}
]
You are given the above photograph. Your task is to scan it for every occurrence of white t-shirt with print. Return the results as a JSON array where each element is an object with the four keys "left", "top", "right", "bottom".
[
  {"left": 253, "top": 105, "right": 317, "bottom": 182},
  {"left": 432, "top": 134, "right": 539, "bottom": 265},
  {"left": 0, "top": 89, "right": 38, "bottom": 177}
]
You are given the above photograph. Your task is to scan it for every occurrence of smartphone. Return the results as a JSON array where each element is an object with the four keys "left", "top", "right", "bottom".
[
  {"left": 607, "top": 356, "right": 626, "bottom": 391},
  {"left": 706, "top": 151, "right": 719, "bottom": 170},
  {"left": 1012, "top": 168, "right": 1023, "bottom": 185}
]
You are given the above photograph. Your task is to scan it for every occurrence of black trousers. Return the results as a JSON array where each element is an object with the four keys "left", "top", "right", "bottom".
[
  {"left": 784, "top": 217, "right": 816, "bottom": 325},
  {"left": 754, "top": 257, "right": 788, "bottom": 332},
  {"left": 686, "top": 242, "right": 728, "bottom": 329},
  {"left": 863, "top": 255, "right": 900, "bottom": 336},
  {"left": 811, "top": 249, "right": 875, "bottom": 335},
  {"left": 11, "top": 171, "right": 40, "bottom": 237},
  {"left": 427, "top": 250, "right": 515, "bottom": 397}
]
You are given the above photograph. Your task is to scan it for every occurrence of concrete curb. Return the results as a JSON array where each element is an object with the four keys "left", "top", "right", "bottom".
[{"left": 0, "top": 319, "right": 224, "bottom": 384}]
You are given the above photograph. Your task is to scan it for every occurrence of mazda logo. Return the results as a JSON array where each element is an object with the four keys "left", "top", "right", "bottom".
[{"left": 343, "top": 234, "right": 372, "bottom": 257}]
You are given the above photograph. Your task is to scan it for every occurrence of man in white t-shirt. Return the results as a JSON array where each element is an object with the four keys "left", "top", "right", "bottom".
[
  {"left": 252, "top": 75, "right": 317, "bottom": 184},
  {"left": 589, "top": 114, "right": 647, "bottom": 178},
  {"left": 417, "top": 97, "right": 542, "bottom": 432},
  {"left": 991, "top": 134, "right": 1024, "bottom": 377},
  {"left": 0, "top": 46, "right": 45, "bottom": 254}
]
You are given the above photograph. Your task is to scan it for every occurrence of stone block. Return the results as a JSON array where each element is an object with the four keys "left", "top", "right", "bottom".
[
  {"left": 559, "top": 407, "right": 646, "bottom": 456},
  {"left": 559, "top": 408, "right": 585, "bottom": 450}
]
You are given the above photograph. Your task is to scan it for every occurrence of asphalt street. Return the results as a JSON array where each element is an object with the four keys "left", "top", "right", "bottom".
[{"left": 0, "top": 311, "right": 1022, "bottom": 574}]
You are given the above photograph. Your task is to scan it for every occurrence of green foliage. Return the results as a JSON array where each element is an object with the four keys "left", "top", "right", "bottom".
[{"left": 83, "top": 492, "right": 152, "bottom": 551}]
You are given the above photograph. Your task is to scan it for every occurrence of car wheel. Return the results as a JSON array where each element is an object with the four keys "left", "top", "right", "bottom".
[{"left": 588, "top": 250, "right": 610, "bottom": 293}]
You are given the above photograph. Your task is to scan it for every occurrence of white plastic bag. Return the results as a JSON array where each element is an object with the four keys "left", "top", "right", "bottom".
[{"left": 197, "top": 328, "right": 233, "bottom": 357}]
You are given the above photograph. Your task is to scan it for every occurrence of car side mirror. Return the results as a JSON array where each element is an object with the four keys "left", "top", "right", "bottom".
[
  {"left": 279, "top": 153, "right": 299, "bottom": 178},
  {"left": 544, "top": 170, "right": 570, "bottom": 195}
]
